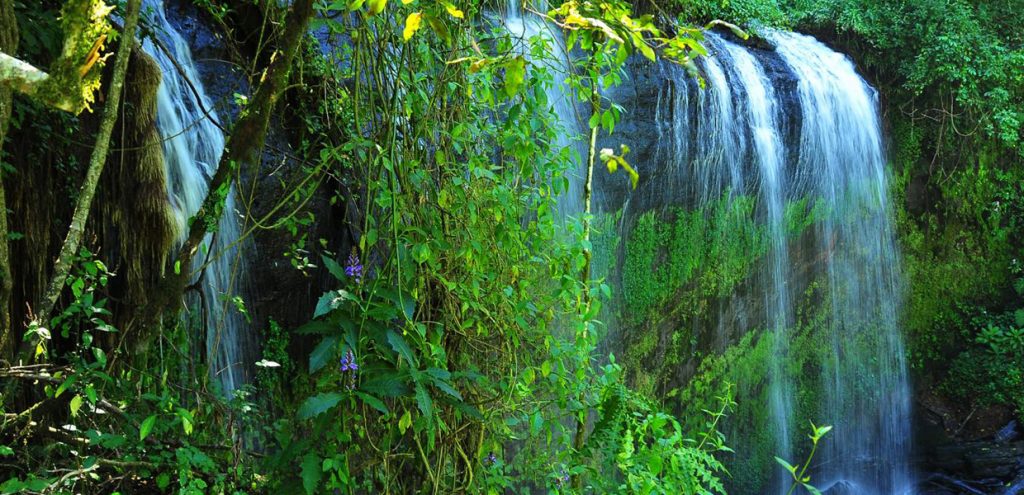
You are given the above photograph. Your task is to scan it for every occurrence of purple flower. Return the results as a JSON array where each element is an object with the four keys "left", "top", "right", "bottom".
[
  {"left": 339, "top": 350, "right": 358, "bottom": 372},
  {"left": 555, "top": 468, "right": 570, "bottom": 487},
  {"left": 345, "top": 249, "right": 363, "bottom": 283},
  {"left": 340, "top": 350, "right": 359, "bottom": 390},
  {"left": 486, "top": 452, "right": 497, "bottom": 465}
]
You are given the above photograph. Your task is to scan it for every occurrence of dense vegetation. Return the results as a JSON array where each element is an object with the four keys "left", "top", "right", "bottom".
[{"left": 0, "top": 0, "right": 1020, "bottom": 494}]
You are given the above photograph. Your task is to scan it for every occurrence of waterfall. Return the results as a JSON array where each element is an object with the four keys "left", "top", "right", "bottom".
[
  {"left": 141, "top": 0, "right": 253, "bottom": 394},
  {"left": 616, "top": 30, "right": 913, "bottom": 494},
  {"left": 503, "top": 2, "right": 584, "bottom": 218},
  {"left": 769, "top": 30, "right": 913, "bottom": 494}
]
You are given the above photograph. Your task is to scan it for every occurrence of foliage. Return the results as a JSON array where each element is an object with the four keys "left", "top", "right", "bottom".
[{"left": 774, "top": 422, "right": 830, "bottom": 495}]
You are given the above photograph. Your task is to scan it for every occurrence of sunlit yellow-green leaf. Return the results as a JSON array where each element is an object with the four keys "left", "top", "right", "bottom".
[
  {"left": 504, "top": 57, "right": 526, "bottom": 97},
  {"left": 403, "top": 12, "right": 422, "bottom": 41},
  {"left": 443, "top": 2, "right": 464, "bottom": 19},
  {"left": 367, "top": 0, "right": 386, "bottom": 16}
]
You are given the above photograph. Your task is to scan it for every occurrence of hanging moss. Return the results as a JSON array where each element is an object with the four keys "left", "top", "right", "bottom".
[{"left": 100, "top": 48, "right": 175, "bottom": 329}]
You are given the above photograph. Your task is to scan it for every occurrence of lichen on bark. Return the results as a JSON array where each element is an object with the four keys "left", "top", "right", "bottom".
[{"left": 0, "top": 0, "right": 113, "bottom": 114}]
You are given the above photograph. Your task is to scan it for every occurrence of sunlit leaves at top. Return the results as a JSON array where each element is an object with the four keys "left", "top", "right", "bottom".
[{"left": 403, "top": 12, "right": 423, "bottom": 41}]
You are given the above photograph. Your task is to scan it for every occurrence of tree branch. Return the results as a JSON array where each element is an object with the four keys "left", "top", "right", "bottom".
[{"left": 34, "top": 0, "right": 142, "bottom": 327}]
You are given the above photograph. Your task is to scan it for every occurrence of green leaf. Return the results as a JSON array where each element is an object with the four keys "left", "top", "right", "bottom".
[
  {"left": 361, "top": 371, "right": 410, "bottom": 398},
  {"left": 366, "top": 0, "right": 386, "bottom": 16},
  {"left": 92, "top": 347, "right": 107, "bottom": 367},
  {"left": 386, "top": 330, "right": 416, "bottom": 366},
  {"left": 301, "top": 453, "right": 322, "bottom": 495},
  {"left": 69, "top": 394, "right": 83, "bottom": 417},
  {"left": 321, "top": 255, "right": 346, "bottom": 281},
  {"left": 298, "top": 392, "right": 344, "bottom": 420},
  {"left": 139, "top": 415, "right": 157, "bottom": 441},
  {"left": 309, "top": 336, "right": 339, "bottom": 373},
  {"left": 774, "top": 456, "right": 797, "bottom": 474},
  {"left": 354, "top": 391, "right": 389, "bottom": 414},
  {"left": 803, "top": 484, "right": 823, "bottom": 495},
  {"left": 314, "top": 290, "right": 355, "bottom": 319},
  {"left": 648, "top": 454, "right": 663, "bottom": 476},
  {"left": 429, "top": 376, "right": 463, "bottom": 401},
  {"left": 398, "top": 409, "right": 412, "bottom": 434},
  {"left": 0, "top": 446, "right": 13, "bottom": 457},
  {"left": 504, "top": 57, "right": 526, "bottom": 97},
  {"left": 414, "top": 382, "right": 433, "bottom": 421},
  {"left": 522, "top": 367, "right": 535, "bottom": 385}
]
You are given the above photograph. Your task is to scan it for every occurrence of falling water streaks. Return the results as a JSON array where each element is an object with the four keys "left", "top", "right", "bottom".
[
  {"left": 647, "top": 30, "right": 913, "bottom": 494},
  {"left": 141, "top": 0, "right": 254, "bottom": 394}
]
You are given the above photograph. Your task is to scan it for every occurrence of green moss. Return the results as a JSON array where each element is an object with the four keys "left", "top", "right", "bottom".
[
  {"left": 672, "top": 281, "right": 836, "bottom": 493},
  {"left": 622, "top": 194, "right": 770, "bottom": 324}
]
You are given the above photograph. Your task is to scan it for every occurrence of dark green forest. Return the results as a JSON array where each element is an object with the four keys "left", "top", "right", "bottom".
[{"left": 0, "top": 0, "right": 1021, "bottom": 493}]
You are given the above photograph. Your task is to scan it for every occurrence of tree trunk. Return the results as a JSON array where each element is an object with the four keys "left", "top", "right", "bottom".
[
  {"left": 35, "top": 0, "right": 143, "bottom": 325},
  {"left": 0, "top": 0, "right": 20, "bottom": 359},
  {"left": 139, "top": 0, "right": 316, "bottom": 329}
]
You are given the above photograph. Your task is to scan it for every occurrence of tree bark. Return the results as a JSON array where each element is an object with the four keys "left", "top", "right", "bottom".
[
  {"left": 0, "top": 53, "right": 79, "bottom": 113},
  {"left": 35, "top": 0, "right": 142, "bottom": 325},
  {"left": 0, "top": 0, "right": 20, "bottom": 359},
  {"left": 139, "top": 0, "right": 315, "bottom": 328}
]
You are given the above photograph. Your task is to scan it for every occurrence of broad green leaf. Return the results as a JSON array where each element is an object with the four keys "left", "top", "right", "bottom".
[
  {"left": 298, "top": 392, "right": 344, "bottom": 420},
  {"left": 414, "top": 382, "right": 433, "bottom": 421},
  {"left": 386, "top": 330, "right": 416, "bottom": 366},
  {"left": 367, "top": 0, "right": 386, "bottom": 16},
  {"left": 398, "top": 409, "right": 412, "bottom": 434},
  {"left": 301, "top": 453, "right": 322, "bottom": 495},
  {"left": 309, "top": 336, "right": 339, "bottom": 373},
  {"left": 0, "top": 446, "right": 12, "bottom": 456},
  {"left": 139, "top": 415, "right": 157, "bottom": 441},
  {"left": 321, "top": 255, "right": 346, "bottom": 281},
  {"left": 354, "top": 391, "right": 389, "bottom": 414},
  {"left": 503, "top": 57, "right": 526, "bottom": 97},
  {"left": 69, "top": 394, "right": 83, "bottom": 417}
]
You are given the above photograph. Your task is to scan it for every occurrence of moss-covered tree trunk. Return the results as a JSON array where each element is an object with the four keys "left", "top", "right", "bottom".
[
  {"left": 0, "top": 0, "right": 19, "bottom": 358},
  {"left": 140, "top": 0, "right": 315, "bottom": 329},
  {"left": 36, "top": 0, "right": 142, "bottom": 324}
]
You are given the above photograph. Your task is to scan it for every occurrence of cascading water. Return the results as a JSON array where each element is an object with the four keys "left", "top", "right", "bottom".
[
  {"left": 612, "top": 30, "right": 913, "bottom": 494},
  {"left": 141, "top": 0, "right": 253, "bottom": 394},
  {"left": 503, "top": 2, "right": 585, "bottom": 218},
  {"left": 769, "top": 30, "right": 913, "bottom": 494}
]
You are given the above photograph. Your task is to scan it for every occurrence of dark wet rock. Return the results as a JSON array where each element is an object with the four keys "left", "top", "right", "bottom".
[
  {"left": 161, "top": 0, "right": 249, "bottom": 123},
  {"left": 997, "top": 421, "right": 1021, "bottom": 444},
  {"left": 821, "top": 479, "right": 860, "bottom": 494},
  {"left": 921, "top": 440, "right": 1024, "bottom": 489}
]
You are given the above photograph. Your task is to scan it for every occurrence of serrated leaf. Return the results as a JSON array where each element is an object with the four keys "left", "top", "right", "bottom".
[
  {"left": 139, "top": 415, "right": 157, "bottom": 441},
  {"left": 354, "top": 391, "right": 389, "bottom": 414},
  {"left": 429, "top": 377, "right": 462, "bottom": 401},
  {"left": 414, "top": 382, "right": 433, "bottom": 421},
  {"left": 301, "top": 453, "right": 322, "bottom": 495},
  {"left": 386, "top": 330, "right": 416, "bottom": 366},
  {"left": 314, "top": 290, "right": 355, "bottom": 319},
  {"left": 309, "top": 336, "right": 339, "bottom": 373},
  {"left": 298, "top": 392, "right": 344, "bottom": 420},
  {"left": 361, "top": 371, "right": 410, "bottom": 397},
  {"left": 321, "top": 255, "right": 346, "bottom": 281}
]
